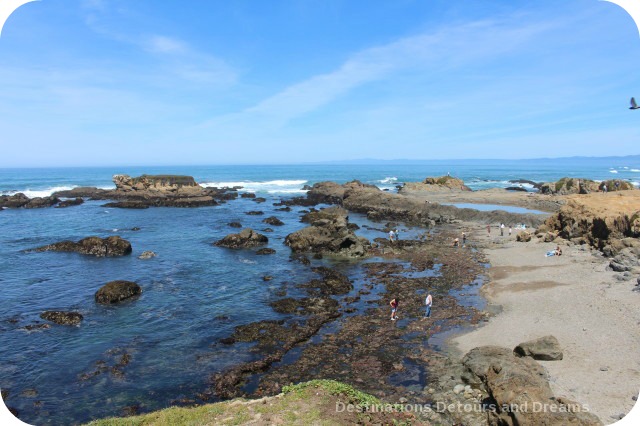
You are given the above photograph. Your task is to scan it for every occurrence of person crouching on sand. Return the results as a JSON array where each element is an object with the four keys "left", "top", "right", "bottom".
[
  {"left": 453, "top": 238, "right": 459, "bottom": 247},
  {"left": 390, "top": 297, "right": 399, "bottom": 320}
]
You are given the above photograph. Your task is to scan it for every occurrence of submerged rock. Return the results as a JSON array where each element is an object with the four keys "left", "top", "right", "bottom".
[
  {"left": 214, "top": 229, "right": 268, "bottom": 248},
  {"left": 34, "top": 236, "right": 132, "bottom": 257},
  {"left": 514, "top": 335, "right": 563, "bottom": 361},
  {"left": 95, "top": 281, "right": 142, "bottom": 304},
  {"left": 256, "top": 248, "right": 276, "bottom": 255},
  {"left": 40, "top": 311, "right": 83, "bottom": 326},
  {"left": 138, "top": 251, "right": 157, "bottom": 260},
  {"left": 55, "top": 198, "right": 84, "bottom": 208},
  {"left": 228, "top": 222, "right": 242, "bottom": 228}
]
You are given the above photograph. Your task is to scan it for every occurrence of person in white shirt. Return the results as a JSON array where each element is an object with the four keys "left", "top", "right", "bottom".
[{"left": 424, "top": 293, "right": 432, "bottom": 318}]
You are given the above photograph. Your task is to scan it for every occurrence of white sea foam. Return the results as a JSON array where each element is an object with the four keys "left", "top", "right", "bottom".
[
  {"left": 200, "top": 179, "right": 308, "bottom": 194},
  {"left": 1, "top": 186, "right": 77, "bottom": 198},
  {"left": 378, "top": 177, "right": 398, "bottom": 184},
  {"left": 609, "top": 170, "right": 618, "bottom": 174},
  {"left": 631, "top": 169, "right": 640, "bottom": 173}
]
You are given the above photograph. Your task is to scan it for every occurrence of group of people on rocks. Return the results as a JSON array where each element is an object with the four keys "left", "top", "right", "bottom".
[{"left": 389, "top": 293, "right": 433, "bottom": 321}]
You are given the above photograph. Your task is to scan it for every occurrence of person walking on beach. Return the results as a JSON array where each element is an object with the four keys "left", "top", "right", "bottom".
[
  {"left": 462, "top": 232, "right": 466, "bottom": 246},
  {"left": 424, "top": 293, "right": 432, "bottom": 318},
  {"left": 390, "top": 297, "right": 399, "bottom": 320},
  {"left": 394, "top": 229, "right": 400, "bottom": 241},
  {"left": 508, "top": 226, "right": 512, "bottom": 237},
  {"left": 487, "top": 224, "right": 490, "bottom": 234},
  {"left": 500, "top": 223, "right": 505, "bottom": 236},
  {"left": 388, "top": 230, "right": 395, "bottom": 243}
]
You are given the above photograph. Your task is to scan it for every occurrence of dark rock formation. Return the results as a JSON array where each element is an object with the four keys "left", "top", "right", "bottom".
[
  {"left": 300, "top": 267, "right": 353, "bottom": 295},
  {"left": 95, "top": 281, "right": 142, "bottom": 304},
  {"left": 246, "top": 211, "right": 264, "bottom": 215},
  {"left": 462, "top": 346, "right": 601, "bottom": 425},
  {"left": 40, "top": 311, "right": 83, "bottom": 326},
  {"left": 505, "top": 186, "right": 528, "bottom": 192},
  {"left": 25, "top": 196, "right": 61, "bottom": 208},
  {"left": 55, "top": 198, "right": 84, "bottom": 208},
  {"left": 285, "top": 206, "right": 369, "bottom": 257},
  {"left": 53, "top": 187, "right": 110, "bottom": 199},
  {"left": 253, "top": 197, "right": 267, "bottom": 203},
  {"left": 262, "top": 216, "right": 284, "bottom": 226},
  {"left": 516, "top": 231, "right": 532, "bottom": 242},
  {"left": 0, "top": 194, "right": 63, "bottom": 209},
  {"left": 34, "top": 236, "right": 132, "bottom": 257},
  {"left": 240, "top": 193, "right": 256, "bottom": 198},
  {"left": 270, "top": 297, "right": 339, "bottom": 316},
  {"left": 214, "top": 229, "right": 268, "bottom": 249},
  {"left": 256, "top": 248, "right": 276, "bottom": 255},
  {"left": 229, "top": 222, "right": 242, "bottom": 228},
  {"left": 514, "top": 335, "right": 563, "bottom": 360}
]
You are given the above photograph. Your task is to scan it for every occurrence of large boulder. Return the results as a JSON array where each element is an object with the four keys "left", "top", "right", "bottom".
[
  {"left": 400, "top": 176, "right": 471, "bottom": 192},
  {"left": 462, "top": 346, "right": 601, "bottom": 426},
  {"left": 514, "top": 335, "right": 563, "bottom": 361},
  {"left": 0, "top": 193, "right": 30, "bottom": 208},
  {"left": 34, "top": 236, "right": 132, "bottom": 257},
  {"left": 95, "top": 281, "right": 142, "bottom": 304},
  {"left": 516, "top": 231, "right": 532, "bottom": 242},
  {"left": 40, "top": 311, "right": 83, "bottom": 326},
  {"left": 284, "top": 206, "right": 369, "bottom": 257},
  {"left": 214, "top": 229, "right": 268, "bottom": 248}
]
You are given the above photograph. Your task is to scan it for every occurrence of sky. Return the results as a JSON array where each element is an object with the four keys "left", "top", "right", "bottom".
[{"left": 0, "top": 0, "right": 639, "bottom": 167}]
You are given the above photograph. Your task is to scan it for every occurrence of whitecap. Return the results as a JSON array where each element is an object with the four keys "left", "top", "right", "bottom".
[
  {"left": 378, "top": 177, "right": 398, "bottom": 184},
  {"left": 239, "top": 259, "right": 257, "bottom": 264},
  {"left": 631, "top": 169, "right": 640, "bottom": 172},
  {"left": 1, "top": 186, "right": 77, "bottom": 198},
  {"left": 201, "top": 179, "right": 308, "bottom": 194},
  {"left": 609, "top": 170, "right": 618, "bottom": 174}
]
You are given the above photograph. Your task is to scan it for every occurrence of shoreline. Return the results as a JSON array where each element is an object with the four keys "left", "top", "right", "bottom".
[{"left": 449, "top": 224, "right": 640, "bottom": 423}]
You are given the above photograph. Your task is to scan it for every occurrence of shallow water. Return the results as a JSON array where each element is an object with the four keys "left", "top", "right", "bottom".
[{"left": 441, "top": 202, "right": 548, "bottom": 215}]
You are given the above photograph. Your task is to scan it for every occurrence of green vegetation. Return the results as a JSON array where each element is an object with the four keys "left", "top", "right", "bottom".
[
  {"left": 83, "top": 380, "right": 398, "bottom": 426},
  {"left": 282, "top": 379, "right": 381, "bottom": 407}
]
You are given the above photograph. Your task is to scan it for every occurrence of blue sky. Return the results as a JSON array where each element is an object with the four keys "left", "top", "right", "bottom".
[{"left": 0, "top": 0, "right": 639, "bottom": 166}]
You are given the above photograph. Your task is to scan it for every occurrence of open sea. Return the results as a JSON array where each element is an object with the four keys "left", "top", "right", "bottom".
[{"left": 1, "top": 159, "right": 638, "bottom": 425}]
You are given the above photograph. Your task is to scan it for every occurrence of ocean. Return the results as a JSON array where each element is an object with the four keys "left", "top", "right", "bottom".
[{"left": 1, "top": 159, "right": 638, "bottom": 425}]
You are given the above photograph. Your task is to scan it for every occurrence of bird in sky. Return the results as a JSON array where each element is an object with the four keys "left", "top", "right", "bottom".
[{"left": 630, "top": 97, "right": 640, "bottom": 110}]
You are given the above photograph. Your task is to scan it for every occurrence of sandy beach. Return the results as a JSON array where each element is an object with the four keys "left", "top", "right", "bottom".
[{"left": 451, "top": 227, "right": 640, "bottom": 423}]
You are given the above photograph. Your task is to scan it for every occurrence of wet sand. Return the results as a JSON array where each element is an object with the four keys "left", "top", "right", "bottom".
[{"left": 450, "top": 228, "right": 640, "bottom": 423}]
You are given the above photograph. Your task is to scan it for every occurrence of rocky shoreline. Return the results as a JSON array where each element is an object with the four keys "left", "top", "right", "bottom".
[{"left": 3, "top": 173, "right": 638, "bottom": 425}]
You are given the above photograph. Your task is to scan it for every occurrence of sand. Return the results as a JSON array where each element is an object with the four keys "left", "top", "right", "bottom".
[{"left": 450, "top": 228, "right": 640, "bottom": 423}]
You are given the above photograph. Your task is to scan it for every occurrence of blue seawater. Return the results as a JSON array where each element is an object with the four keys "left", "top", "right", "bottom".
[{"left": 0, "top": 159, "right": 638, "bottom": 424}]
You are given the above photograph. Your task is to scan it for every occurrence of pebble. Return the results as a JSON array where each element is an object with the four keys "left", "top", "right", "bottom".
[
  {"left": 427, "top": 388, "right": 435, "bottom": 394},
  {"left": 633, "top": 395, "right": 637, "bottom": 401},
  {"left": 399, "top": 397, "right": 408, "bottom": 403},
  {"left": 600, "top": 367, "right": 609, "bottom": 372},
  {"left": 453, "top": 384, "right": 465, "bottom": 394}
]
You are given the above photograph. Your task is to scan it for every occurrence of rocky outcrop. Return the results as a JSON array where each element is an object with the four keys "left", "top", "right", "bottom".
[
  {"left": 462, "top": 346, "right": 601, "bottom": 426},
  {"left": 284, "top": 206, "right": 369, "bottom": 257},
  {"left": 95, "top": 281, "right": 142, "bottom": 304},
  {"left": 400, "top": 176, "right": 471, "bottom": 193},
  {"left": 270, "top": 297, "right": 339, "bottom": 316},
  {"left": 262, "top": 216, "right": 284, "bottom": 226},
  {"left": 539, "top": 178, "right": 635, "bottom": 195},
  {"left": 514, "top": 335, "right": 563, "bottom": 360},
  {"left": 52, "top": 175, "right": 238, "bottom": 208},
  {"left": 113, "top": 174, "right": 198, "bottom": 191},
  {"left": 34, "top": 236, "right": 132, "bottom": 257},
  {"left": 40, "top": 311, "right": 83, "bottom": 326},
  {"left": 214, "top": 229, "right": 268, "bottom": 249},
  {"left": 300, "top": 181, "right": 545, "bottom": 228},
  {"left": 0, "top": 193, "right": 60, "bottom": 209},
  {"left": 300, "top": 267, "right": 353, "bottom": 295},
  {"left": 544, "top": 196, "right": 640, "bottom": 250},
  {"left": 516, "top": 231, "right": 532, "bottom": 242}
]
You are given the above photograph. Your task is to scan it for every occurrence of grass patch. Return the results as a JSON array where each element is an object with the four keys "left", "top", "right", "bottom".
[{"left": 282, "top": 379, "right": 381, "bottom": 408}]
